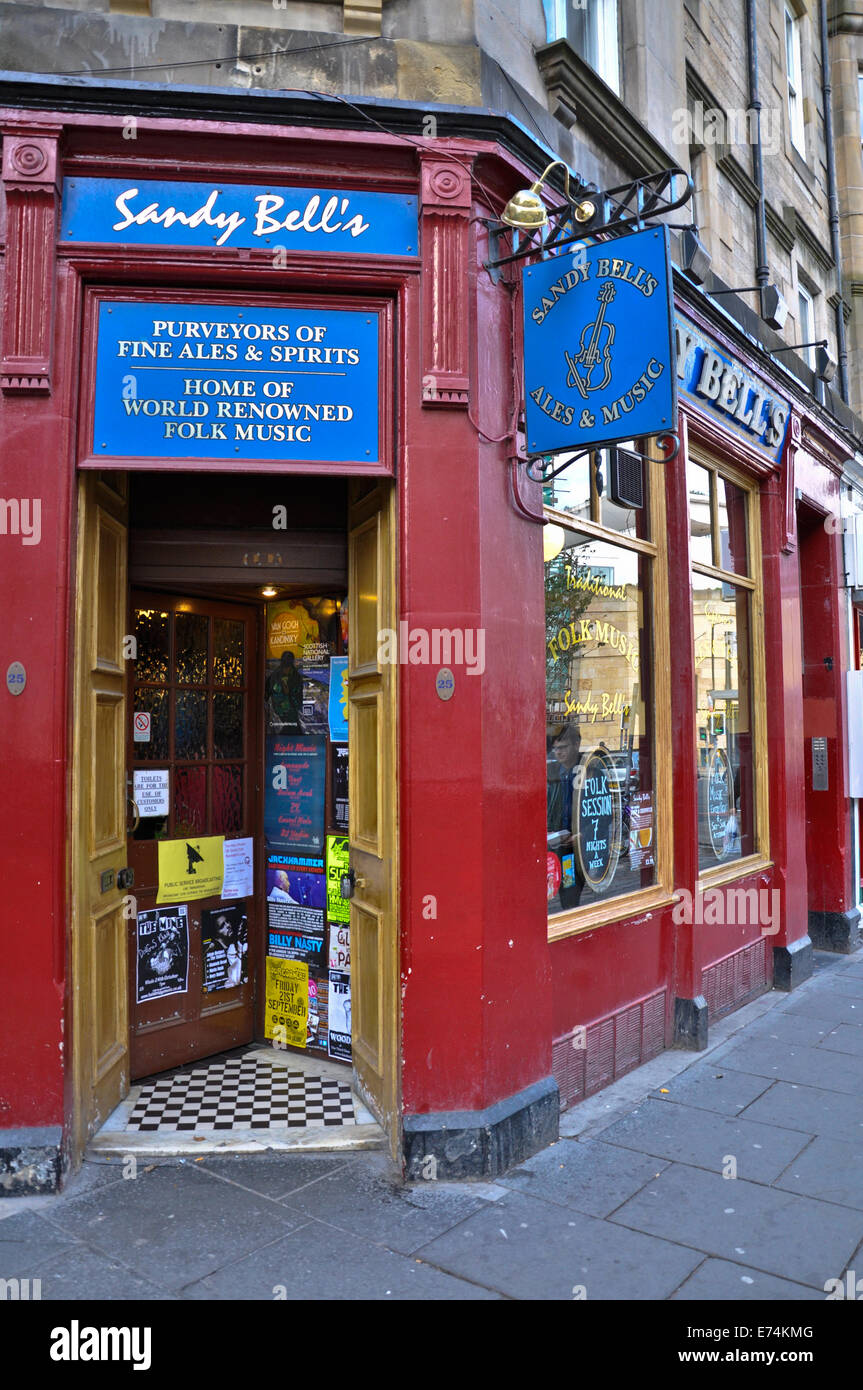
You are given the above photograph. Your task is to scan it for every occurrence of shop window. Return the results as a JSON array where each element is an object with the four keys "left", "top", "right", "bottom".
[
  {"left": 688, "top": 455, "right": 764, "bottom": 875},
  {"left": 544, "top": 445, "right": 662, "bottom": 925},
  {"left": 544, "top": 0, "right": 620, "bottom": 93}
]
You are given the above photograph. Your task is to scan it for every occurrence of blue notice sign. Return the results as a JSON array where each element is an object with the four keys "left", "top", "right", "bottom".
[
  {"left": 62, "top": 178, "right": 418, "bottom": 257},
  {"left": 92, "top": 301, "right": 379, "bottom": 463},
  {"left": 522, "top": 226, "right": 676, "bottom": 455}
]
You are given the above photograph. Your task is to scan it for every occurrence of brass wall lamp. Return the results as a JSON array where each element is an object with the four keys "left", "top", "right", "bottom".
[{"left": 500, "top": 159, "right": 596, "bottom": 232}]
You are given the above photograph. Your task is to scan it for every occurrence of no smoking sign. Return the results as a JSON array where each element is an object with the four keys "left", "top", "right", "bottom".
[{"left": 133, "top": 711, "right": 151, "bottom": 743}]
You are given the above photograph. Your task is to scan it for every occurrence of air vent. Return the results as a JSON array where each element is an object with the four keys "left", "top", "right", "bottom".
[{"left": 608, "top": 447, "right": 644, "bottom": 509}]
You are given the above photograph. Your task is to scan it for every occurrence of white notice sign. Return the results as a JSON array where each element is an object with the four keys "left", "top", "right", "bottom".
[
  {"left": 133, "top": 768, "right": 169, "bottom": 818},
  {"left": 223, "top": 837, "right": 254, "bottom": 900}
]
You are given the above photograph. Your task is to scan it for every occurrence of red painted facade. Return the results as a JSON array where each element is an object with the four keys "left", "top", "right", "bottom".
[{"left": 0, "top": 101, "right": 857, "bottom": 1177}]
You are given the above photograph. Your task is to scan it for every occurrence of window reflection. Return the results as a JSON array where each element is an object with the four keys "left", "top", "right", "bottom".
[{"left": 546, "top": 532, "right": 655, "bottom": 911}]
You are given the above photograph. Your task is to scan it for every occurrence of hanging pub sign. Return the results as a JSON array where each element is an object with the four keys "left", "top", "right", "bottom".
[
  {"left": 522, "top": 226, "right": 676, "bottom": 456},
  {"left": 62, "top": 178, "right": 418, "bottom": 256},
  {"left": 87, "top": 300, "right": 384, "bottom": 469}
]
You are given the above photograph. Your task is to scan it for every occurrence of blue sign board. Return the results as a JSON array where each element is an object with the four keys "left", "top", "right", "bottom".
[
  {"left": 675, "top": 311, "right": 789, "bottom": 464},
  {"left": 92, "top": 301, "right": 379, "bottom": 463},
  {"left": 62, "top": 177, "right": 418, "bottom": 257},
  {"left": 522, "top": 226, "right": 676, "bottom": 455},
  {"left": 328, "top": 657, "right": 349, "bottom": 743}
]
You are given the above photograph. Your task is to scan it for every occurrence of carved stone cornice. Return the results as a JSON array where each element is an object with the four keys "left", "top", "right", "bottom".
[{"left": 535, "top": 39, "right": 673, "bottom": 175}]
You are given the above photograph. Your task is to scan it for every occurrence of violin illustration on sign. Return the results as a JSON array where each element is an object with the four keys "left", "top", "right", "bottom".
[{"left": 564, "top": 281, "right": 616, "bottom": 399}]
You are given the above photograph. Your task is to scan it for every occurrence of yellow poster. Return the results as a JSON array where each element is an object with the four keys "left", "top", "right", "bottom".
[
  {"left": 264, "top": 958, "right": 308, "bottom": 1048},
  {"left": 266, "top": 599, "right": 320, "bottom": 660},
  {"left": 157, "top": 835, "right": 224, "bottom": 904}
]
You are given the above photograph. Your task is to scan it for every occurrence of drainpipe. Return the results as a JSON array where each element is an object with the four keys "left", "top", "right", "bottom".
[
  {"left": 820, "top": 0, "right": 850, "bottom": 402},
  {"left": 745, "top": 0, "right": 769, "bottom": 298}
]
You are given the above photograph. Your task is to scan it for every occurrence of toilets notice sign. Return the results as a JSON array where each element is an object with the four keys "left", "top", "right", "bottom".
[{"left": 88, "top": 300, "right": 385, "bottom": 469}]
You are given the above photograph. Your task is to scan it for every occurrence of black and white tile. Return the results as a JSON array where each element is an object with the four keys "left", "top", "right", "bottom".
[{"left": 126, "top": 1054, "right": 356, "bottom": 1133}]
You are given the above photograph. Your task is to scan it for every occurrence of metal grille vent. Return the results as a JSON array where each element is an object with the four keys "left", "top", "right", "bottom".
[{"left": 609, "top": 447, "right": 644, "bottom": 509}]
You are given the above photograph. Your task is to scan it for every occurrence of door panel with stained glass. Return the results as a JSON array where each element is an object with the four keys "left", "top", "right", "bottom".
[{"left": 127, "top": 594, "right": 259, "bottom": 1079}]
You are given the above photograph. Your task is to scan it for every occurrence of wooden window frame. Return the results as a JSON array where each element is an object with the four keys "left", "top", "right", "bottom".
[
  {"left": 689, "top": 445, "right": 770, "bottom": 890},
  {"left": 544, "top": 441, "right": 674, "bottom": 943}
]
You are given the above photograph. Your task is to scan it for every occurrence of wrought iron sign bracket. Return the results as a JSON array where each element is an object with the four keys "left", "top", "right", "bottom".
[
  {"left": 525, "top": 430, "right": 682, "bottom": 487},
  {"left": 485, "top": 167, "right": 693, "bottom": 283}
]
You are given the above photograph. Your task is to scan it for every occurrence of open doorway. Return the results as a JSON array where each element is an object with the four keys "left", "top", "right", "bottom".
[{"left": 70, "top": 470, "right": 399, "bottom": 1160}]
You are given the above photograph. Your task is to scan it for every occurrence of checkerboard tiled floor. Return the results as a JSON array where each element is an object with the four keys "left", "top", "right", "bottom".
[{"left": 126, "top": 1055, "right": 357, "bottom": 1132}]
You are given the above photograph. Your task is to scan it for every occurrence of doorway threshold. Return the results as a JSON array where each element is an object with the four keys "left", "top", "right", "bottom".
[{"left": 86, "top": 1045, "right": 387, "bottom": 1159}]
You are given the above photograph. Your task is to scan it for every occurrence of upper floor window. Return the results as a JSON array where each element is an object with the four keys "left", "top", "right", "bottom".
[
  {"left": 784, "top": 4, "right": 805, "bottom": 156},
  {"left": 797, "top": 285, "right": 815, "bottom": 370},
  {"left": 545, "top": 0, "right": 620, "bottom": 94}
]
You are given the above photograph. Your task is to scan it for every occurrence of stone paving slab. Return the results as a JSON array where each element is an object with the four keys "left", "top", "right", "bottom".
[
  {"left": 278, "top": 1151, "right": 488, "bottom": 1255},
  {"left": 670, "top": 1258, "right": 825, "bottom": 1301},
  {"left": 609, "top": 1162, "right": 863, "bottom": 1289},
  {"left": 771, "top": 1134, "right": 863, "bottom": 1209},
  {"left": 42, "top": 1163, "right": 306, "bottom": 1292},
  {"left": 181, "top": 1222, "right": 502, "bottom": 1301},
  {"left": 199, "top": 1154, "right": 351, "bottom": 1200},
  {"left": 0, "top": 1210, "right": 82, "bottom": 1279},
  {"left": 744, "top": 1012, "right": 840, "bottom": 1046},
  {"left": 414, "top": 1188, "right": 703, "bottom": 1300},
  {"left": 496, "top": 1136, "right": 669, "bottom": 1218},
  {"left": 30, "top": 1244, "right": 174, "bottom": 1301},
  {"left": 740, "top": 1080, "right": 863, "bottom": 1143},
  {"left": 782, "top": 993, "right": 863, "bottom": 1025},
  {"left": 648, "top": 1066, "right": 774, "bottom": 1116},
  {"left": 597, "top": 1096, "right": 810, "bottom": 1182},
  {"left": 716, "top": 1038, "right": 863, "bottom": 1096},
  {"left": 816, "top": 1025, "right": 863, "bottom": 1057}
]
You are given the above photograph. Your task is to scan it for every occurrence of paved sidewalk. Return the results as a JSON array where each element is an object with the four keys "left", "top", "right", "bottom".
[{"left": 4, "top": 947, "right": 863, "bottom": 1300}]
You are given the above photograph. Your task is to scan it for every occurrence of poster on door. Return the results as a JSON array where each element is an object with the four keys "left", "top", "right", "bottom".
[
  {"left": 266, "top": 851, "right": 326, "bottom": 966},
  {"left": 200, "top": 904, "right": 249, "bottom": 993},
  {"left": 326, "top": 835, "right": 351, "bottom": 923},
  {"left": 136, "top": 905, "right": 189, "bottom": 1003},
  {"left": 264, "top": 957, "right": 308, "bottom": 1048},
  {"left": 299, "top": 659, "right": 330, "bottom": 736},
  {"left": 307, "top": 969, "right": 330, "bottom": 1051},
  {"left": 265, "top": 598, "right": 340, "bottom": 733},
  {"left": 157, "top": 834, "right": 224, "bottom": 904},
  {"left": 328, "top": 657, "right": 349, "bottom": 742},
  {"left": 264, "top": 734, "right": 326, "bottom": 853},
  {"left": 328, "top": 970, "right": 352, "bottom": 1061},
  {"left": 328, "top": 923, "right": 351, "bottom": 972},
  {"left": 331, "top": 743, "right": 349, "bottom": 831}
]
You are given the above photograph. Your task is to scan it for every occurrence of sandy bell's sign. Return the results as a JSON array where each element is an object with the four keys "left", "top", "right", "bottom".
[
  {"left": 92, "top": 301, "right": 379, "bottom": 463},
  {"left": 61, "top": 177, "right": 418, "bottom": 257},
  {"left": 675, "top": 311, "right": 789, "bottom": 464},
  {"left": 522, "top": 226, "right": 676, "bottom": 455}
]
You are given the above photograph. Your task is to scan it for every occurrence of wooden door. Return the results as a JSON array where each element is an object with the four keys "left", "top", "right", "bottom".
[
  {"left": 70, "top": 472, "right": 130, "bottom": 1156},
  {"left": 127, "top": 593, "right": 260, "bottom": 1078},
  {"left": 347, "top": 479, "right": 400, "bottom": 1155}
]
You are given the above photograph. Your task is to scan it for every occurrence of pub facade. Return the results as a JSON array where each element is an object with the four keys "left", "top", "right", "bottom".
[{"left": 0, "top": 64, "right": 860, "bottom": 1193}]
